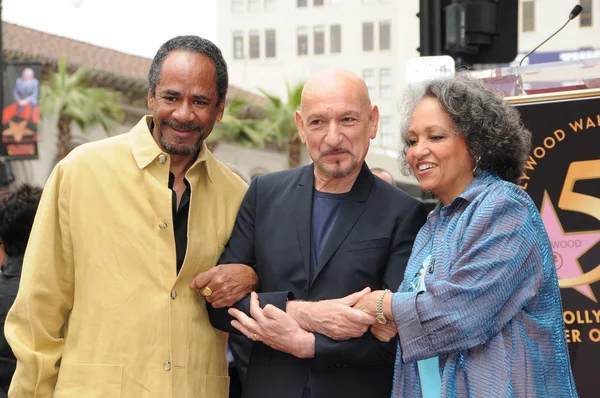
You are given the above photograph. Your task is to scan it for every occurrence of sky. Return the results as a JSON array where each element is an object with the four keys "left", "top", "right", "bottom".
[{"left": 3, "top": 0, "right": 218, "bottom": 59}]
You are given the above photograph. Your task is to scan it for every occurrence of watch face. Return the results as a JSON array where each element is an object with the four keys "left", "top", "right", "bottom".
[{"left": 376, "top": 314, "right": 387, "bottom": 325}]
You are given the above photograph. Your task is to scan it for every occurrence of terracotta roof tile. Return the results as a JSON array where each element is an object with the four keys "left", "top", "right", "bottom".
[
  {"left": 3, "top": 22, "right": 262, "bottom": 101},
  {"left": 4, "top": 22, "right": 150, "bottom": 81}
]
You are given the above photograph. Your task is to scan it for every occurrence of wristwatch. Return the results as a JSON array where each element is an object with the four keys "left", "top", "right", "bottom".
[{"left": 376, "top": 289, "right": 391, "bottom": 325}]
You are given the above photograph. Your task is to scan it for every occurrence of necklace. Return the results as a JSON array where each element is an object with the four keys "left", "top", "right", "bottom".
[{"left": 410, "top": 218, "right": 437, "bottom": 293}]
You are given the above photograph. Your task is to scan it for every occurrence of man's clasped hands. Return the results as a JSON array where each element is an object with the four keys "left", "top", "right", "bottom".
[{"left": 190, "top": 263, "right": 396, "bottom": 360}]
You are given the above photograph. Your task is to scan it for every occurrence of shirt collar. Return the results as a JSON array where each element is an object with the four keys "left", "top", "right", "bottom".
[
  {"left": 430, "top": 171, "right": 499, "bottom": 217},
  {"left": 129, "top": 116, "right": 213, "bottom": 183},
  {"left": 457, "top": 171, "right": 499, "bottom": 202}
]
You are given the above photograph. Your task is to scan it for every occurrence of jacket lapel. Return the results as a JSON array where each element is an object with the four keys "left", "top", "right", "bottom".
[
  {"left": 314, "top": 163, "right": 374, "bottom": 280},
  {"left": 294, "top": 165, "right": 315, "bottom": 290}
]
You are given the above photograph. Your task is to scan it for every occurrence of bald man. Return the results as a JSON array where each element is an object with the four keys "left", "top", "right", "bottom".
[
  {"left": 204, "top": 69, "right": 426, "bottom": 398},
  {"left": 371, "top": 167, "right": 395, "bottom": 185},
  {"left": 13, "top": 68, "right": 39, "bottom": 121}
]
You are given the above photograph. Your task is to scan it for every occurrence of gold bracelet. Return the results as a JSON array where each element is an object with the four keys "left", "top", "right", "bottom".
[{"left": 376, "top": 289, "right": 391, "bottom": 325}]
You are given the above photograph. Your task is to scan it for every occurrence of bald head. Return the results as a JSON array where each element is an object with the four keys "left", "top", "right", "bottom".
[
  {"left": 295, "top": 68, "right": 380, "bottom": 187},
  {"left": 371, "top": 168, "right": 395, "bottom": 185},
  {"left": 22, "top": 68, "right": 35, "bottom": 81},
  {"left": 300, "top": 69, "right": 372, "bottom": 116}
]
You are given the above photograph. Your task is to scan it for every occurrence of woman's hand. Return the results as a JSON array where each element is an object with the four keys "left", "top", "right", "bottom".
[
  {"left": 353, "top": 290, "right": 384, "bottom": 317},
  {"left": 370, "top": 321, "right": 398, "bottom": 342}
]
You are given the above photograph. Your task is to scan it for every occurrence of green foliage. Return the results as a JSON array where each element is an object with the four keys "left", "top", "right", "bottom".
[
  {"left": 258, "top": 81, "right": 304, "bottom": 146},
  {"left": 212, "top": 81, "right": 305, "bottom": 169},
  {"left": 208, "top": 97, "right": 267, "bottom": 148},
  {"left": 40, "top": 57, "right": 124, "bottom": 159}
]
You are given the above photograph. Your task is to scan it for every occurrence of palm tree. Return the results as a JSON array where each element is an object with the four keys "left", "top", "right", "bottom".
[
  {"left": 40, "top": 57, "right": 124, "bottom": 160},
  {"left": 207, "top": 96, "right": 268, "bottom": 152},
  {"left": 258, "top": 82, "right": 304, "bottom": 169},
  {"left": 214, "top": 82, "right": 304, "bottom": 169}
]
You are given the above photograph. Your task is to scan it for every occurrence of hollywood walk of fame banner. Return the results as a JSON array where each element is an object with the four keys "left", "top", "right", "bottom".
[
  {"left": 1, "top": 61, "right": 42, "bottom": 159},
  {"left": 508, "top": 89, "right": 600, "bottom": 397}
]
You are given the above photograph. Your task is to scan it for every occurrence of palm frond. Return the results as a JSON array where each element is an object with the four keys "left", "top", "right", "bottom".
[
  {"left": 41, "top": 56, "right": 124, "bottom": 159},
  {"left": 208, "top": 96, "right": 270, "bottom": 148}
]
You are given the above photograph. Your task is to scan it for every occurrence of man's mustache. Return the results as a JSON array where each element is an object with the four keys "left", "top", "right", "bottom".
[
  {"left": 161, "top": 119, "right": 203, "bottom": 133},
  {"left": 321, "top": 148, "right": 351, "bottom": 156}
]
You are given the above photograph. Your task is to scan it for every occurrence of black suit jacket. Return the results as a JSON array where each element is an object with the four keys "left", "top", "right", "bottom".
[
  {"left": 209, "top": 163, "right": 426, "bottom": 398},
  {"left": 0, "top": 257, "right": 22, "bottom": 396}
]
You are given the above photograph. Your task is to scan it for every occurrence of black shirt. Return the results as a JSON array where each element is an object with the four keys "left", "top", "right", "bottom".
[
  {"left": 309, "top": 190, "right": 347, "bottom": 284},
  {"left": 149, "top": 119, "right": 190, "bottom": 274},
  {"left": 168, "top": 172, "right": 190, "bottom": 274}
]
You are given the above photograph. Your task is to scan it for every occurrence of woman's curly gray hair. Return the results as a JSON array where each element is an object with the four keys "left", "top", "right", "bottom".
[{"left": 399, "top": 74, "right": 531, "bottom": 184}]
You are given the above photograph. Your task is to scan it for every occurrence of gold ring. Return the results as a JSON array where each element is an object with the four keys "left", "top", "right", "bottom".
[
  {"left": 251, "top": 333, "right": 257, "bottom": 342},
  {"left": 200, "top": 286, "right": 213, "bottom": 297}
]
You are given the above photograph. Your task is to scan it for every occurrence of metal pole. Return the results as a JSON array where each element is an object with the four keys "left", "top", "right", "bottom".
[
  {"left": 433, "top": 0, "right": 443, "bottom": 55},
  {"left": 0, "top": 0, "right": 4, "bottom": 116},
  {"left": 0, "top": 0, "right": 12, "bottom": 191}
]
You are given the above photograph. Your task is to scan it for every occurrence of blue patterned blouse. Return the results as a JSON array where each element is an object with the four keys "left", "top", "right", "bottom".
[{"left": 391, "top": 172, "right": 578, "bottom": 397}]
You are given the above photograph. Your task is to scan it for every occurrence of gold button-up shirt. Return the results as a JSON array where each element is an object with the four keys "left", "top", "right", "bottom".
[{"left": 5, "top": 117, "right": 247, "bottom": 398}]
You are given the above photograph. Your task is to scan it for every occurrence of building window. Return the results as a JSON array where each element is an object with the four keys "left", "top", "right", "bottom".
[
  {"left": 314, "top": 26, "right": 325, "bottom": 55},
  {"left": 380, "top": 116, "right": 393, "bottom": 147},
  {"left": 379, "top": 68, "right": 392, "bottom": 99},
  {"left": 297, "top": 27, "right": 309, "bottom": 56},
  {"left": 232, "top": 0, "right": 245, "bottom": 12},
  {"left": 379, "top": 20, "right": 391, "bottom": 50},
  {"left": 248, "top": 0, "right": 261, "bottom": 11},
  {"left": 249, "top": 30, "right": 260, "bottom": 59},
  {"left": 330, "top": 25, "right": 341, "bottom": 53},
  {"left": 265, "top": 29, "right": 276, "bottom": 58},
  {"left": 580, "top": 0, "right": 592, "bottom": 27},
  {"left": 363, "top": 22, "right": 374, "bottom": 52},
  {"left": 265, "top": 0, "right": 276, "bottom": 11},
  {"left": 233, "top": 31, "right": 244, "bottom": 59},
  {"left": 363, "top": 69, "right": 376, "bottom": 98},
  {"left": 522, "top": 1, "right": 535, "bottom": 32},
  {"left": 297, "top": 0, "right": 307, "bottom": 7},
  {"left": 314, "top": 0, "right": 324, "bottom": 5}
]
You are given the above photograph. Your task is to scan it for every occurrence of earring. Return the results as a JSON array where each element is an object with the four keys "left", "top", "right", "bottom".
[{"left": 472, "top": 156, "right": 481, "bottom": 175}]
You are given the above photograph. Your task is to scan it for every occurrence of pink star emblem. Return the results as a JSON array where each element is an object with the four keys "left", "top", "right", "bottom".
[{"left": 540, "top": 192, "right": 600, "bottom": 302}]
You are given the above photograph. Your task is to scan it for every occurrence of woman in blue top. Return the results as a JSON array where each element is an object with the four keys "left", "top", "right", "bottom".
[{"left": 355, "top": 75, "right": 578, "bottom": 397}]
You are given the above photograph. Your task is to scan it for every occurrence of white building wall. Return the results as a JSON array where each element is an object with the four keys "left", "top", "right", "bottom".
[
  {"left": 219, "top": 0, "right": 600, "bottom": 100},
  {"left": 217, "top": 0, "right": 421, "bottom": 186},
  {"left": 217, "top": 0, "right": 599, "bottom": 186},
  {"left": 518, "top": 0, "right": 600, "bottom": 56}
]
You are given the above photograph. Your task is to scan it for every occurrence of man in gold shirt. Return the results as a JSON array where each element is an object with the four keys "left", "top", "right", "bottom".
[{"left": 4, "top": 36, "right": 257, "bottom": 398}]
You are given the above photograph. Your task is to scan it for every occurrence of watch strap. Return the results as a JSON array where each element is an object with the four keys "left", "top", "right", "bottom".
[{"left": 376, "top": 289, "right": 391, "bottom": 324}]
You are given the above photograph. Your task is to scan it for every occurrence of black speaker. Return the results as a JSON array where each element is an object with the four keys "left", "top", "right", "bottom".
[{"left": 419, "top": 0, "right": 518, "bottom": 66}]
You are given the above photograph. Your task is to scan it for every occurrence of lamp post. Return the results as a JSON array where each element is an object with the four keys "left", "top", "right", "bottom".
[
  {"left": 1, "top": 0, "right": 4, "bottom": 116},
  {"left": 0, "top": 0, "right": 16, "bottom": 189}
]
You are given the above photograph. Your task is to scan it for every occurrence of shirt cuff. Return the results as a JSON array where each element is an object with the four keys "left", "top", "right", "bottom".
[{"left": 392, "top": 291, "right": 435, "bottom": 363}]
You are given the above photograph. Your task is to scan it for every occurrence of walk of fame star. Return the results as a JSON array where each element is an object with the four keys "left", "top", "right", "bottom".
[
  {"left": 540, "top": 192, "right": 600, "bottom": 302},
  {"left": 2, "top": 119, "right": 34, "bottom": 142}
]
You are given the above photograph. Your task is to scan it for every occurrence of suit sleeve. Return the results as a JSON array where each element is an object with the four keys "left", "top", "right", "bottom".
[
  {"left": 12, "top": 85, "right": 19, "bottom": 102},
  {"left": 25, "top": 81, "right": 39, "bottom": 105},
  {"left": 312, "top": 200, "right": 427, "bottom": 367},
  {"left": 207, "top": 177, "right": 293, "bottom": 334},
  {"left": 4, "top": 163, "right": 74, "bottom": 397}
]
